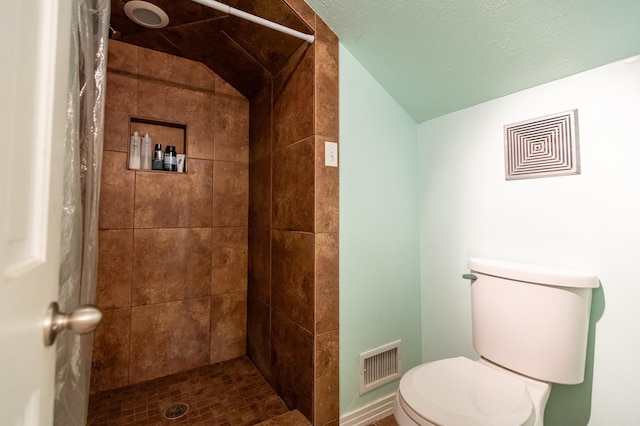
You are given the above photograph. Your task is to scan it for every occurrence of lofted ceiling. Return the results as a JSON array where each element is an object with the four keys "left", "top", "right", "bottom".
[
  {"left": 111, "top": 0, "right": 640, "bottom": 122},
  {"left": 109, "top": 0, "right": 311, "bottom": 97},
  {"left": 305, "top": 0, "right": 640, "bottom": 123}
]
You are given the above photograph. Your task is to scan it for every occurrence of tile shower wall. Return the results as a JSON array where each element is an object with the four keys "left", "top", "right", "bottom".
[
  {"left": 92, "top": 40, "right": 249, "bottom": 392},
  {"left": 248, "top": 4, "right": 340, "bottom": 425}
]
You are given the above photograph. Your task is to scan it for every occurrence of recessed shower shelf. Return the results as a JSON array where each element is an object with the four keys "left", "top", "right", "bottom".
[{"left": 128, "top": 116, "right": 188, "bottom": 173}]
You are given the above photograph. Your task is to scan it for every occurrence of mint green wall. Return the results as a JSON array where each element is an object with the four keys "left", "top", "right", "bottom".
[
  {"left": 417, "top": 55, "right": 640, "bottom": 425},
  {"left": 339, "top": 43, "right": 422, "bottom": 415}
]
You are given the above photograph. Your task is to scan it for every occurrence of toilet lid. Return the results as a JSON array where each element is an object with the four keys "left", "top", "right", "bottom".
[{"left": 399, "top": 357, "right": 533, "bottom": 426}]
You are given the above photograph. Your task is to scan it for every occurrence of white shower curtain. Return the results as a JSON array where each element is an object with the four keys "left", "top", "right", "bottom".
[{"left": 55, "top": 0, "right": 109, "bottom": 424}]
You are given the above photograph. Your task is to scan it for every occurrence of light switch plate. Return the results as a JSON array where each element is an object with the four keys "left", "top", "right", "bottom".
[{"left": 325, "top": 141, "right": 338, "bottom": 167}]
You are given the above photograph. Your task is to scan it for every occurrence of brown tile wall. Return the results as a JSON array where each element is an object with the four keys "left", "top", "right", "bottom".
[
  {"left": 92, "top": 40, "right": 249, "bottom": 393},
  {"left": 96, "top": 3, "right": 339, "bottom": 422},
  {"left": 247, "top": 4, "right": 340, "bottom": 425}
]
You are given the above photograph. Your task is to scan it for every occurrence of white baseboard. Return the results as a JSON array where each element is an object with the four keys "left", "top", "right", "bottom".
[{"left": 339, "top": 393, "right": 395, "bottom": 426}]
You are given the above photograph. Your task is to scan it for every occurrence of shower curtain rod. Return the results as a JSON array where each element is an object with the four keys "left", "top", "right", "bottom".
[{"left": 189, "top": 0, "right": 315, "bottom": 44}]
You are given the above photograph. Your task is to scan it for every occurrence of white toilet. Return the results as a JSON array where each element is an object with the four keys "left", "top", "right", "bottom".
[{"left": 394, "top": 257, "right": 599, "bottom": 426}]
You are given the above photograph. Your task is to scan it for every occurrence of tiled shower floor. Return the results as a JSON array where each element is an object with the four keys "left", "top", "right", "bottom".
[{"left": 87, "top": 357, "right": 291, "bottom": 425}]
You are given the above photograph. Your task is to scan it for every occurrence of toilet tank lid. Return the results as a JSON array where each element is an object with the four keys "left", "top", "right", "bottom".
[{"left": 468, "top": 258, "right": 599, "bottom": 288}]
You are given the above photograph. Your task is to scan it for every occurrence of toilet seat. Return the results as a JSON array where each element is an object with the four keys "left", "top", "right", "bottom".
[{"left": 398, "top": 357, "right": 534, "bottom": 426}]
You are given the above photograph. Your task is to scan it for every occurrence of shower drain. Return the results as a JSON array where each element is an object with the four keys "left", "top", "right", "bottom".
[{"left": 164, "top": 402, "right": 189, "bottom": 420}]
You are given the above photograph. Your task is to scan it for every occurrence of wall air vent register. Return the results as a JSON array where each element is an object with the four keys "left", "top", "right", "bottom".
[
  {"left": 358, "top": 340, "right": 402, "bottom": 394},
  {"left": 504, "top": 109, "right": 580, "bottom": 180}
]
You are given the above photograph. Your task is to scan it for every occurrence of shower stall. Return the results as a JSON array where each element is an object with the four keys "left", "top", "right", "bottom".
[{"left": 86, "top": 0, "right": 339, "bottom": 424}]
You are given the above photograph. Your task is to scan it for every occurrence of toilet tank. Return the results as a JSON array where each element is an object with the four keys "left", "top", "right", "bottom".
[{"left": 468, "top": 258, "right": 599, "bottom": 385}]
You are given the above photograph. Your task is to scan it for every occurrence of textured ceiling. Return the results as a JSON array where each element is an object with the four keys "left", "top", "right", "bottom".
[
  {"left": 305, "top": 0, "right": 640, "bottom": 123},
  {"left": 109, "top": 0, "right": 311, "bottom": 97}
]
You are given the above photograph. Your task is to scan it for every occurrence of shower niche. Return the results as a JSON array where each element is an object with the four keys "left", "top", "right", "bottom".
[{"left": 127, "top": 116, "right": 187, "bottom": 173}]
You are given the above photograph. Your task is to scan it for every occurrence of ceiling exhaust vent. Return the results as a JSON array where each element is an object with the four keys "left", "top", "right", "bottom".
[
  {"left": 359, "top": 340, "right": 402, "bottom": 394},
  {"left": 504, "top": 109, "right": 580, "bottom": 180},
  {"left": 124, "top": 1, "right": 169, "bottom": 29}
]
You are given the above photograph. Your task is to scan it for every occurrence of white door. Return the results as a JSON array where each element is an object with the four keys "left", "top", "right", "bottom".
[{"left": 0, "top": 0, "right": 72, "bottom": 424}]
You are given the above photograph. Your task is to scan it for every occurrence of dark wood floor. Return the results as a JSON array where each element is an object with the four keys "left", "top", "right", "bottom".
[{"left": 368, "top": 414, "right": 398, "bottom": 426}]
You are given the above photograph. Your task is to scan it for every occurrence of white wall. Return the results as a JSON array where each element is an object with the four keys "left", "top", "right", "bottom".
[
  {"left": 417, "top": 55, "right": 640, "bottom": 425},
  {"left": 339, "top": 43, "right": 422, "bottom": 415}
]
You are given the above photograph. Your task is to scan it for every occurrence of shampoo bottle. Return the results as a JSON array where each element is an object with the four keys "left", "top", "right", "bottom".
[
  {"left": 170, "top": 146, "right": 178, "bottom": 171},
  {"left": 164, "top": 145, "right": 177, "bottom": 171},
  {"left": 141, "top": 133, "right": 152, "bottom": 170},
  {"left": 152, "top": 143, "right": 164, "bottom": 170},
  {"left": 129, "top": 131, "right": 141, "bottom": 170}
]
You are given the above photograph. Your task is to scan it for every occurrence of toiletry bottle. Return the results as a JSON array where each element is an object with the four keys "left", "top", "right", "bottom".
[
  {"left": 170, "top": 146, "right": 178, "bottom": 171},
  {"left": 176, "top": 154, "right": 186, "bottom": 173},
  {"left": 164, "top": 145, "right": 177, "bottom": 171},
  {"left": 141, "top": 133, "right": 152, "bottom": 170},
  {"left": 152, "top": 144, "right": 163, "bottom": 170},
  {"left": 129, "top": 131, "right": 141, "bottom": 170}
]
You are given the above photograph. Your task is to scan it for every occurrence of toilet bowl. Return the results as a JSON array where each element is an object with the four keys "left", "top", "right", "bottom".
[
  {"left": 393, "top": 357, "right": 551, "bottom": 426},
  {"left": 393, "top": 258, "right": 598, "bottom": 426}
]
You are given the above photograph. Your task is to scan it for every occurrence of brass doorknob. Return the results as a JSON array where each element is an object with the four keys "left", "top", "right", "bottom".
[{"left": 43, "top": 302, "right": 102, "bottom": 346}]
